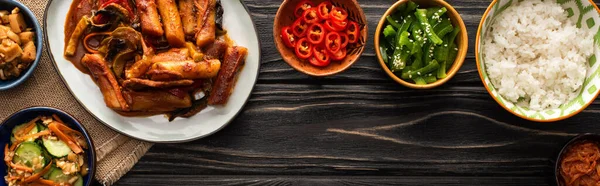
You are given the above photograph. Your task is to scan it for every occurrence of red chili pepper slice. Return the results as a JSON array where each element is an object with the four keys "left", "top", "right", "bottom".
[
  {"left": 330, "top": 7, "right": 348, "bottom": 22},
  {"left": 330, "top": 47, "right": 347, "bottom": 61},
  {"left": 281, "top": 26, "right": 297, "bottom": 48},
  {"left": 317, "top": 1, "right": 333, "bottom": 20},
  {"left": 346, "top": 21, "right": 359, "bottom": 44},
  {"left": 310, "top": 45, "right": 331, "bottom": 67},
  {"left": 325, "top": 32, "right": 341, "bottom": 53},
  {"left": 295, "top": 38, "right": 313, "bottom": 59},
  {"left": 339, "top": 32, "right": 349, "bottom": 48},
  {"left": 323, "top": 19, "right": 345, "bottom": 32},
  {"left": 302, "top": 8, "right": 320, "bottom": 24},
  {"left": 294, "top": 0, "right": 314, "bottom": 18},
  {"left": 307, "top": 23, "right": 326, "bottom": 45},
  {"left": 292, "top": 17, "right": 309, "bottom": 37},
  {"left": 332, "top": 19, "right": 348, "bottom": 31}
]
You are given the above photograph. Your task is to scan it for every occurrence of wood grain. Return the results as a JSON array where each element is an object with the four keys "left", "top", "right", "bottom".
[{"left": 111, "top": 0, "right": 600, "bottom": 185}]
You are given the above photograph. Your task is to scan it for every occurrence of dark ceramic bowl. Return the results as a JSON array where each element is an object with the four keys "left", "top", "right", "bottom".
[
  {"left": 555, "top": 134, "right": 600, "bottom": 186},
  {"left": 0, "top": 107, "right": 96, "bottom": 186},
  {"left": 0, "top": 0, "right": 43, "bottom": 90}
]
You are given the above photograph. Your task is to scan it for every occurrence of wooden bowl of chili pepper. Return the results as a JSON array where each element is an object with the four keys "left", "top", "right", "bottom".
[
  {"left": 374, "top": 0, "right": 468, "bottom": 89},
  {"left": 273, "top": 0, "right": 367, "bottom": 77}
]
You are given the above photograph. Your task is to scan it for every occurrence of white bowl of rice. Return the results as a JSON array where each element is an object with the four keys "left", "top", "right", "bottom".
[{"left": 476, "top": 0, "right": 600, "bottom": 122}]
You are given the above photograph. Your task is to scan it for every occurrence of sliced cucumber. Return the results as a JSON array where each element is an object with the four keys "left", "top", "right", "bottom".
[
  {"left": 48, "top": 168, "right": 74, "bottom": 183},
  {"left": 74, "top": 175, "right": 84, "bottom": 186},
  {"left": 12, "top": 142, "right": 44, "bottom": 169},
  {"left": 11, "top": 123, "right": 39, "bottom": 143},
  {"left": 43, "top": 138, "right": 72, "bottom": 158}
]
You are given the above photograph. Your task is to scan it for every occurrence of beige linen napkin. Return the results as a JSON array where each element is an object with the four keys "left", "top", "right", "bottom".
[{"left": 0, "top": 0, "right": 153, "bottom": 185}]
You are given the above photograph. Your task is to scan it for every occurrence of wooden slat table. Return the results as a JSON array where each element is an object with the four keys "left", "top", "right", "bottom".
[{"left": 111, "top": 0, "right": 600, "bottom": 185}]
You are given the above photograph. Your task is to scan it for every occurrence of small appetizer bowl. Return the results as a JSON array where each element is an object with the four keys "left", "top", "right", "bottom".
[
  {"left": 0, "top": 1, "right": 43, "bottom": 91},
  {"left": 476, "top": 0, "right": 600, "bottom": 122},
  {"left": 273, "top": 0, "right": 368, "bottom": 77},
  {"left": 555, "top": 134, "right": 600, "bottom": 186},
  {"left": 374, "top": 0, "right": 468, "bottom": 89},
  {"left": 0, "top": 107, "right": 96, "bottom": 186}
]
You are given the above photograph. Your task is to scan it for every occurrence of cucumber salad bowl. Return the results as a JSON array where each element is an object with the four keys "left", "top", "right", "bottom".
[{"left": 0, "top": 107, "right": 95, "bottom": 186}]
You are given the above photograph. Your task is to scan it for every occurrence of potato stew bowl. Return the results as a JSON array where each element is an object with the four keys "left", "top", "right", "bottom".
[{"left": 476, "top": 0, "right": 600, "bottom": 122}]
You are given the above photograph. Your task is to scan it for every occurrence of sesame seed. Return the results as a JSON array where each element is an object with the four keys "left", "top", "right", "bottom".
[
  {"left": 417, "top": 72, "right": 421, "bottom": 75},
  {"left": 444, "top": 44, "right": 448, "bottom": 47},
  {"left": 395, "top": 20, "right": 399, "bottom": 23},
  {"left": 396, "top": 47, "right": 400, "bottom": 50},
  {"left": 454, "top": 48, "right": 458, "bottom": 51}
]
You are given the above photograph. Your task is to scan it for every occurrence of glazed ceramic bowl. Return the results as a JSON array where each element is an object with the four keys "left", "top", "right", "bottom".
[
  {"left": 273, "top": 0, "right": 368, "bottom": 77},
  {"left": 0, "top": 107, "right": 96, "bottom": 186},
  {"left": 374, "top": 0, "right": 468, "bottom": 89},
  {"left": 555, "top": 134, "right": 600, "bottom": 186},
  {"left": 476, "top": 0, "right": 600, "bottom": 122},
  {"left": 0, "top": 0, "right": 43, "bottom": 91}
]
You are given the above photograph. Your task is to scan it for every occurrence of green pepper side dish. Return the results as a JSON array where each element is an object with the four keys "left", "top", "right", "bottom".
[{"left": 378, "top": 0, "right": 460, "bottom": 85}]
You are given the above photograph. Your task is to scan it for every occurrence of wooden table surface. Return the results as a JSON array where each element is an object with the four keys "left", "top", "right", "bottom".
[{"left": 110, "top": 0, "right": 600, "bottom": 185}]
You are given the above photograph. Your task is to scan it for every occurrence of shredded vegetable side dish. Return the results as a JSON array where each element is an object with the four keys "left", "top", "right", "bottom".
[
  {"left": 4, "top": 115, "right": 89, "bottom": 186},
  {"left": 63, "top": 0, "right": 248, "bottom": 120},
  {"left": 560, "top": 141, "right": 600, "bottom": 186}
]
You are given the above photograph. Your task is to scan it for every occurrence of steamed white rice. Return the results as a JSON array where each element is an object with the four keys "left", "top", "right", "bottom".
[{"left": 482, "top": 0, "right": 594, "bottom": 110}]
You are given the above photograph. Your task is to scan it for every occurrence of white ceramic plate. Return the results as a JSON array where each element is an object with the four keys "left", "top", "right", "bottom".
[{"left": 44, "top": 0, "right": 260, "bottom": 143}]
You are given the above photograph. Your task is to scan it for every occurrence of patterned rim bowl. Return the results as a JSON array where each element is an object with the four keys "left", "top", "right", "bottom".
[{"left": 476, "top": 0, "right": 600, "bottom": 122}]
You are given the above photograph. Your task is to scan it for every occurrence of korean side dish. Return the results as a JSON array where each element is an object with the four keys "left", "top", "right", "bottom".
[
  {"left": 0, "top": 7, "right": 37, "bottom": 81},
  {"left": 559, "top": 141, "right": 600, "bottom": 186},
  {"left": 379, "top": 1, "right": 460, "bottom": 85},
  {"left": 482, "top": 0, "right": 593, "bottom": 110},
  {"left": 4, "top": 115, "right": 89, "bottom": 186},
  {"left": 64, "top": 0, "right": 248, "bottom": 120},
  {"left": 280, "top": 0, "right": 360, "bottom": 67}
]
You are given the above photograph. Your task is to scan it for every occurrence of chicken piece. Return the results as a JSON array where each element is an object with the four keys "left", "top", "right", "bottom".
[
  {"left": 8, "top": 12, "right": 27, "bottom": 34},
  {"left": 136, "top": 0, "right": 164, "bottom": 36},
  {"left": 0, "top": 39, "right": 22, "bottom": 62},
  {"left": 208, "top": 46, "right": 248, "bottom": 105},
  {"left": 0, "top": 26, "right": 7, "bottom": 39},
  {"left": 123, "top": 90, "right": 192, "bottom": 112},
  {"left": 20, "top": 41, "right": 35, "bottom": 64},
  {"left": 81, "top": 54, "right": 129, "bottom": 111},
  {"left": 203, "top": 39, "right": 228, "bottom": 60},
  {"left": 122, "top": 78, "right": 194, "bottom": 90},
  {"left": 195, "top": 0, "right": 216, "bottom": 47},
  {"left": 179, "top": 0, "right": 196, "bottom": 36},
  {"left": 0, "top": 11, "right": 8, "bottom": 23},
  {"left": 18, "top": 31, "right": 34, "bottom": 44},
  {"left": 5, "top": 29, "right": 20, "bottom": 46},
  {"left": 156, "top": 0, "right": 186, "bottom": 47},
  {"left": 147, "top": 59, "right": 221, "bottom": 80}
]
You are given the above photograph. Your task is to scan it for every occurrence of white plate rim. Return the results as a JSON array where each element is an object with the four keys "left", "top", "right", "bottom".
[{"left": 43, "top": 0, "right": 261, "bottom": 143}]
